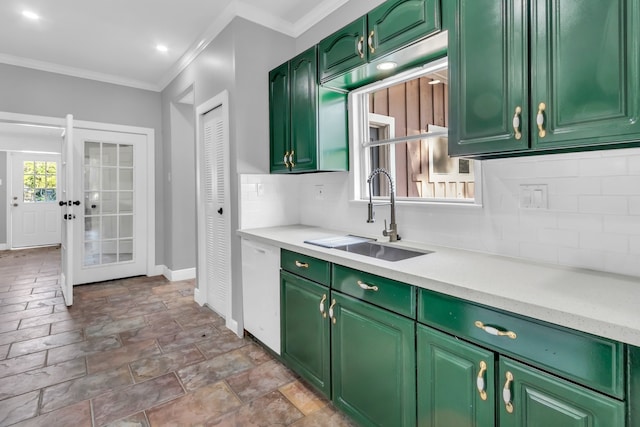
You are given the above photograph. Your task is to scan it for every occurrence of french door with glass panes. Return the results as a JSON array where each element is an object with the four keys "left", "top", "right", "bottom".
[{"left": 73, "top": 128, "right": 147, "bottom": 284}]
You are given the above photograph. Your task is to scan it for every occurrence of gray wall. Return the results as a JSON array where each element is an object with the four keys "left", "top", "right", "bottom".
[
  {"left": 0, "top": 63, "right": 164, "bottom": 263},
  {"left": 161, "top": 16, "right": 294, "bottom": 329},
  {"left": 0, "top": 151, "right": 6, "bottom": 244}
]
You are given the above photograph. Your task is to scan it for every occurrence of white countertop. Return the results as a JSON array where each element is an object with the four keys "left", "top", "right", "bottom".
[{"left": 238, "top": 225, "right": 640, "bottom": 347}]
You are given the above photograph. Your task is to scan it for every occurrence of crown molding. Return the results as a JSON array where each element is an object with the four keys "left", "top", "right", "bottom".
[
  {"left": 0, "top": 52, "right": 160, "bottom": 92},
  {"left": 0, "top": 0, "right": 351, "bottom": 93}
]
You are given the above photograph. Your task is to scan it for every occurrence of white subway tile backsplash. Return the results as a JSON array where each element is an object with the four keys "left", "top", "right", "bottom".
[
  {"left": 539, "top": 228, "right": 579, "bottom": 248},
  {"left": 579, "top": 157, "right": 627, "bottom": 176},
  {"left": 580, "top": 231, "right": 629, "bottom": 254},
  {"left": 578, "top": 196, "right": 628, "bottom": 215},
  {"left": 240, "top": 147, "right": 639, "bottom": 278},
  {"left": 603, "top": 216, "right": 640, "bottom": 235},
  {"left": 601, "top": 176, "right": 640, "bottom": 195}
]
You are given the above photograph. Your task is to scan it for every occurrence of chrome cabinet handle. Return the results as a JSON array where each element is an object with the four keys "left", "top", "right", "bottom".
[
  {"left": 357, "top": 36, "right": 365, "bottom": 58},
  {"left": 294, "top": 260, "right": 309, "bottom": 269},
  {"left": 503, "top": 371, "right": 514, "bottom": 413},
  {"left": 329, "top": 299, "right": 337, "bottom": 324},
  {"left": 357, "top": 280, "right": 379, "bottom": 292},
  {"left": 284, "top": 151, "right": 290, "bottom": 168},
  {"left": 477, "top": 360, "right": 488, "bottom": 400},
  {"left": 536, "top": 102, "right": 546, "bottom": 138},
  {"left": 319, "top": 294, "right": 327, "bottom": 318},
  {"left": 368, "top": 30, "right": 375, "bottom": 53},
  {"left": 475, "top": 321, "right": 517, "bottom": 339},
  {"left": 512, "top": 106, "right": 522, "bottom": 140}
]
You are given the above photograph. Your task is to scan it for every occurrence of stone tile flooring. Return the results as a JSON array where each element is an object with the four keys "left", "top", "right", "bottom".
[{"left": 0, "top": 246, "right": 357, "bottom": 426}]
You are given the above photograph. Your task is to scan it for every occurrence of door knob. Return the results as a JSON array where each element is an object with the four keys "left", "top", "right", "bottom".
[
  {"left": 59, "top": 200, "right": 67, "bottom": 206},
  {"left": 12, "top": 196, "right": 17, "bottom": 200},
  {"left": 72, "top": 200, "right": 81, "bottom": 206},
  {"left": 12, "top": 203, "right": 18, "bottom": 207},
  {"left": 217, "top": 208, "right": 223, "bottom": 215}
]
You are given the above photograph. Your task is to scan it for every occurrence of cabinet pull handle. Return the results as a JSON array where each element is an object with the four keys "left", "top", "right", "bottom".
[
  {"left": 357, "top": 36, "right": 365, "bottom": 58},
  {"left": 368, "top": 30, "right": 375, "bottom": 54},
  {"left": 512, "top": 106, "right": 522, "bottom": 140},
  {"left": 503, "top": 371, "right": 514, "bottom": 414},
  {"left": 476, "top": 360, "right": 488, "bottom": 401},
  {"left": 329, "top": 299, "right": 337, "bottom": 324},
  {"left": 284, "top": 151, "right": 290, "bottom": 168},
  {"left": 295, "top": 260, "right": 309, "bottom": 269},
  {"left": 289, "top": 150, "right": 295, "bottom": 168},
  {"left": 536, "top": 102, "right": 546, "bottom": 138},
  {"left": 357, "top": 280, "right": 379, "bottom": 292},
  {"left": 475, "top": 321, "right": 517, "bottom": 339},
  {"left": 319, "top": 294, "right": 327, "bottom": 318}
]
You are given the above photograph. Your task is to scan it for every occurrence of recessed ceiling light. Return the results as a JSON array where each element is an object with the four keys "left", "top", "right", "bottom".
[
  {"left": 376, "top": 61, "right": 397, "bottom": 71},
  {"left": 428, "top": 79, "right": 442, "bottom": 85},
  {"left": 22, "top": 10, "right": 40, "bottom": 20},
  {"left": 156, "top": 44, "right": 168, "bottom": 53}
]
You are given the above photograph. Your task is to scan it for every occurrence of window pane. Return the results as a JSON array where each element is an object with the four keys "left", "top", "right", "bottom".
[
  {"left": 46, "top": 175, "right": 57, "bottom": 188},
  {"left": 119, "top": 145, "right": 133, "bottom": 167},
  {"left": 23, "top": 161, "right": 34, "bottom": 174},
  {"left": 85, "top": 192, "right": 99, "bottom": 215},
  {"left": 85, "top": 142, "right": 100, "bottom": 166},
  {"left": 101, "top": 192, "right": 117, "bottom": 214},
  {"left": 119, "top": 240, "right": 133, "bottom": 262},
  {"left": 45, "top": 189, "right": 56, "bottom": 202},
  {"left": 102, "top": 216, "right": 117, "bottom": 239},
  {"left": 102, "top": 168, "right": 117, "bottom": 191},
  {"left": 46, "top": 162, "right": 57, "bottom": 174},
  {"left": 35, "top": 161, "right": 46, "bottom": 174},
  {"left": 119, "top": 215, "right": 133, "bottom": 238},
  {"left": 102, "top": 143, "right": 117, "bottom": 166},
  {"left": 119, "top": 169, "right": 133, "bottom": 191},
  {"left": 35, "top": 175, "right": 46, "bottom": 188},
  {"left": 23, "top": 175, "right": 35, "bottom": 189}
]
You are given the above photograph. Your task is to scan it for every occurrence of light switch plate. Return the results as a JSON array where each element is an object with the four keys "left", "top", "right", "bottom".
[{"left": 519, "top": 184, "right": 548, "bottom": 209}]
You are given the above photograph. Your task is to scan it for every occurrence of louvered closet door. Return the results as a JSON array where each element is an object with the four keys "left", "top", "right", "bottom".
[{"left": 203, "top": 105, "right": 230, "bottom": 316}]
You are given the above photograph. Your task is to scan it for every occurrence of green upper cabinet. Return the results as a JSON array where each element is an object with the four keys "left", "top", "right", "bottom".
[
  {"left": 289, "top": 48, "right": 318, "bottom": 172},
  {"left": 318, "top": 18, "right": 367, "bottom": 82},
  {"left": 368, "top": 0, "right": 441, "bottom": 61},
  {"left": 280, "top": 270, "right": 331, "bottom": 397},
  {"left": 417, "top": 325, "right": 495, "bottom": 427},
  {"left": 331, "top": 291, "right": 416, "bottom": 427},
  {"left": 269, "top": 46, "right": 348, "bottom": 174},
  {"left": 268, "top": 61, "right": 290, "bottom": 173},
  {"left": 449, "top": 0, "right": 640, "bottom": 158},
  {"left": 499, "top": 358, "right": 625, "bottom": 427},
  {"left": 530, "top": 0, "right": 640, "bottom": 150},
  {"left": 318, "top": 0, "right": 441, "bottom": 85},
  {"left": 447, "top": 0, "right": 528, "bottom": 156}
]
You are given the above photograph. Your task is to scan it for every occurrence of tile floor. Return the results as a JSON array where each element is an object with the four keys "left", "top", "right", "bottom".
[{"left": 0, "top": 246, "right": 357, "bottom": 427}]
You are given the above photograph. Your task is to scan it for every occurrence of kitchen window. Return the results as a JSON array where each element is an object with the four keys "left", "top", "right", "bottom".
[{"left": 349, "top": 57, "right": 481, "bottom": 204}]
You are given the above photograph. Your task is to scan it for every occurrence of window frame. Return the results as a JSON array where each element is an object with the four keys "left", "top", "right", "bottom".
[{"left": 348, "top": 57, "right": 482, "bottom": 206}]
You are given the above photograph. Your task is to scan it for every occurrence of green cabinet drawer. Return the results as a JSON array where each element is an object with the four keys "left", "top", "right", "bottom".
[
  {"left": 332, "top": 264, "right": 416, "bottom": 318},
  {"left": 281, "top": 249, "right": 331, "bottom": 286},
  {"left": 418, "top": 289, "right": 624, "bottom": 398}
]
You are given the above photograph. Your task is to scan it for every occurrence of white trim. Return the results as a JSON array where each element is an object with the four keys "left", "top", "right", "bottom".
[
  {"left": 0, "top": 53, "right": 160, "bottom": 92},
  {"left": 194, "top": 90, "right": 234, "bottom": 330},
  {"left": 194, "top": 288, "right": 206, "bottom": 306},
  {"left": 0, "top": 111, "right": 157, "bottom": 278},
  {"left": 4, "top": 153, "right": 9, "bottom": 249},
  {"left": 162, "top": 266, "right": 196, "bottom": 281},
  {"left": 0, "top": 244, "right": 7, "bottom": 251},
  {"left": 152, "top": 264, "right": 165, "bottom": 276}
]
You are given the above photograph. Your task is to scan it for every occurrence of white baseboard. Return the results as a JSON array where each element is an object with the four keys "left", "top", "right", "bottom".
[
  {"left": 162, "top": 266, "right": 196, "bottom": 282},
  {"left": 151, "top": 264, "right": 165, "bottom": 276},
  {"left": 0, "top": 244, "right": 7, "bottom": 251}
]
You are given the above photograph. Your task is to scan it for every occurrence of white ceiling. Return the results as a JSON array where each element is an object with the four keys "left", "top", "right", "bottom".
[{"left": 0, "top": 0, "right": 349, "bottom": 92}]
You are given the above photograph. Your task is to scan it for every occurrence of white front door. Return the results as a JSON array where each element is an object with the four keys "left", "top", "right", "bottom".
[
  {"left": 73, "top": 128, "right": 148, "bottom": 284},
  {"left": 10, "top": 152, "right": 61, "bottom": 248}
]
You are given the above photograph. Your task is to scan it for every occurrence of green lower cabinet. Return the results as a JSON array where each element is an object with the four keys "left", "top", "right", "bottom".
[
  {"left": 417, "top": 325, "right": 495, "bottom": 427},
  {"left": 500, "top": 358, "right": 625, "bottom": 427},
  {"left": 331, "top": 291, "right": 416, "bottom": 427},
  {"left": 280, "top": 271, "right": 330, "bottom": 397}
]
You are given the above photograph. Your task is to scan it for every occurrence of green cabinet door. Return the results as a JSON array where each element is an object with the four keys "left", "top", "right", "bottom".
[
  {"left": 448, "top": 0, "right": 529, "bottom": 156},
  {"left": 290, "top": 46, "right": 318, "bottom": 172},
  {"left": 280, "top": 271, "right": 330, "bottom": 397},
  {"left": 268, "top": 61, "right": 291, "bottom": 173},
  {"left": 368, "top": 0, "right": 441, "bottom": 61},
  {"left": 331, "top": 291, "right": 416, "bottom": 427},
  {"left": 499, "top": 358, "right": 625, "bottom": 427},
  {"left": 417, "top": 325, "right": 495, "bottom": 427},
  {"left": 318, "top": 17, "right": 367, "bottom": 83},
  {"left": 530, "top": 0, "right": 640, "bottom": 150}
]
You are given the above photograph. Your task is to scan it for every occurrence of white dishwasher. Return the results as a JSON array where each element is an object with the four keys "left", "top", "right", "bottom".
[{"left": 241, "top": 238, "right": 281, "bottom": 354}]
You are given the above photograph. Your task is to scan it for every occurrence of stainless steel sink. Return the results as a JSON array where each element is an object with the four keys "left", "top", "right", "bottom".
[{"left": 335, "top": 241, "right": 433, "bottom": 262}]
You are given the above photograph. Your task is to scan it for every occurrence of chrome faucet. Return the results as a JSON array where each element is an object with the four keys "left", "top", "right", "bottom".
[{"left": 366, "top": 168, "right": 400, "bottom": 242}]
